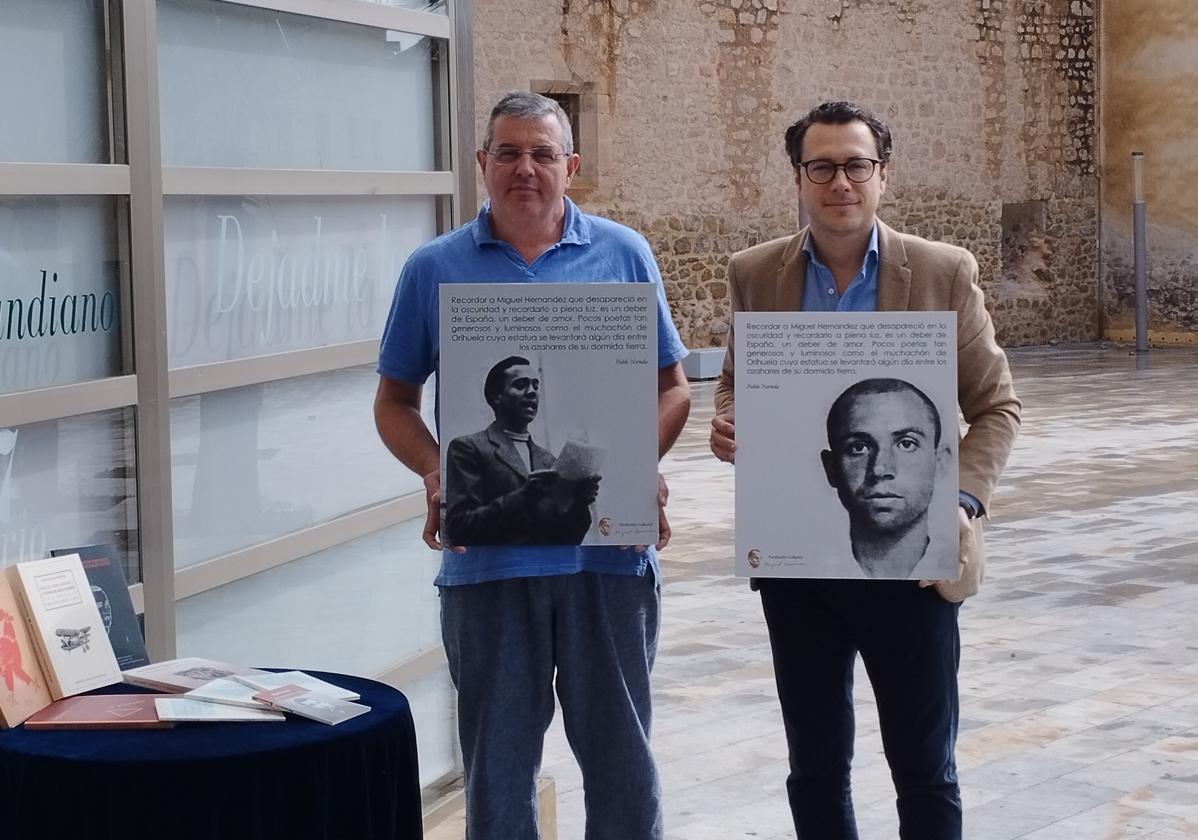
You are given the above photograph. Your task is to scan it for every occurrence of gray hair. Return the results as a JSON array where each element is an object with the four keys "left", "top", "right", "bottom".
[{"left": 481, "top": 91, "right": 574, "bottom": 155}]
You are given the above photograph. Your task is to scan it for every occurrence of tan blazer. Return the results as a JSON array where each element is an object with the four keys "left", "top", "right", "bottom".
[{"left": 715, "top": 220, "right": 1021, "bottom": 598}]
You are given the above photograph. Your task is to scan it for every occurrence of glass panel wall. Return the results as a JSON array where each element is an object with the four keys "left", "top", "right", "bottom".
[
  {"left": 170, "top": 366, "right": 428, "bottom": 567},
  {"left": 176, "top": 518, "right": 441, "bottom": 672},
  {"left": 404, "top": 668, "right": 457, "bottom": 786},
  {"left": 367, "top": 0, "right": 448, "bottom": 15},
  {"left": 0, "top": 6, "right": 138, "bottom": 587},
  {"left": 0, "top": 408, "right": 139, "bottom": 580},
  {"left": 163, "top": 195, "right": 437, "bottom": 365},
  {"left": 1, "top": 0, "right": 461, "bottom": 793},
  {"left": 155, "top": 0, "right": 458, "bottom": 788},
  {"left": 158, "top": 0, "right": 440, "bottom": 171},
  {"left": 0, "top": 196, "right": 125, "bottom": 395},
  {"left": 0, "top": 0, "right": 112, "bottom": 164}
]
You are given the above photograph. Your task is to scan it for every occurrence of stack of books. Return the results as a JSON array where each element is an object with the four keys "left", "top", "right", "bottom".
[
  {"left": 2, "top": 553, "right": 369, "bottom": 730},
  {"left": 175, "top": 670, "right": 371, "bottom": 726},
  {"left": 1, "top": 553, "right": 125, "bottom": 729}
]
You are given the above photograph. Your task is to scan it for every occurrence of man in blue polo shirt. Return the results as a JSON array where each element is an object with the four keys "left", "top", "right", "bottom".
[{"left": 374, "top": 91, "right": 690, "bottom": 840}]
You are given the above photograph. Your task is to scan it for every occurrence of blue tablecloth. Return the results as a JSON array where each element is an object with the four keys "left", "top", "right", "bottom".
[{"left": 0, "top": 670, "right": 422, "bottom": 840}]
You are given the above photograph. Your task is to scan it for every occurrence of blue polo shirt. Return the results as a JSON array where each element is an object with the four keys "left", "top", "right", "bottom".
[{"left": 378, "top": 198, "right": 687, "bottom": 586}]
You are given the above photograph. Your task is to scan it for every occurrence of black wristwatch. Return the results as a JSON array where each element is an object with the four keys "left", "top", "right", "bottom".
[{"left": 959, "top": 499, "right": 981, "bottom": 520}]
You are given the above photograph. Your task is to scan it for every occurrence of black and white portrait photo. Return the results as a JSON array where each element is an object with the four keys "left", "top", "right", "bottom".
[
  {"left": 733, "top": 311, "right": 960, "bottom": 580},
  {"left": 438, "top": 283, "right": 661, "bottom": 547},
  {"left": 442, "top": 355, "right": 603, "bottom": 546},
  {"left": 821, "top": 378, "right": 952, "bottom": 579}
]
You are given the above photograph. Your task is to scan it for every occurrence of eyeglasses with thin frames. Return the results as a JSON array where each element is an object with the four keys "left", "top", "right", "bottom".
[
  {"left": 798, "top": 157, "right": 882, "bottom": 184},
  {"left": 484, "top": 147, "right": 570, "bottom": 166}
]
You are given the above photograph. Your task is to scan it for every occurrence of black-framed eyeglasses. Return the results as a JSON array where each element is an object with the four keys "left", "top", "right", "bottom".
[
  {"left": 484, "top": 147, "right": 570, "bottom": 166},
  {"left": 798, "top": 157, "right": 882, "bottom": 184}
]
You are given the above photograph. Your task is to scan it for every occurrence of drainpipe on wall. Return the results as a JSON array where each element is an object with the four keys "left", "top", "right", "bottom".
[{"left": 1132, "top": 152, "right": 1148, "bottom": 353}]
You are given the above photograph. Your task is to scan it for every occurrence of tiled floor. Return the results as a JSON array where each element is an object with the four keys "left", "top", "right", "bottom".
[{"left": 432, "top": 343, "right": 1198, "bottom": 840}]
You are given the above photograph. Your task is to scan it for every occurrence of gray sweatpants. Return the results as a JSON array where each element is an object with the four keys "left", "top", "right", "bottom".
[{"left": 440, "top": 570, "right": 663, "bottom": 840}]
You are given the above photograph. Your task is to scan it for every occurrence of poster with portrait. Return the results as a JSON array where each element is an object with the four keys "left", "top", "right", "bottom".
[
  {"left": 438, "top": 283, "right": 659, "bottom": 547},
  {"left": 735, "top": 311, "right": 959, "bottom": 580}
]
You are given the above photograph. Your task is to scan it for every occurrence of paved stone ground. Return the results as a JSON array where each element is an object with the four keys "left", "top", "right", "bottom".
[{"left": 434, "top": 343, "right": 1198, "bottom": 839}]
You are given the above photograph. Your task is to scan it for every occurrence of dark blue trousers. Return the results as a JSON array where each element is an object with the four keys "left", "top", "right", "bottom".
[
  {"left": 758, "top": 578, "right": 962, "bottom": 840},
  {"left": 441, "top": 572, "right": 663, "bottom": 840}
]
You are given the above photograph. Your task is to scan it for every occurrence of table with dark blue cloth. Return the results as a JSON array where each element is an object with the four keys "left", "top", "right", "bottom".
[{"left": 0, "top": 670, "right": 422, "bottom": 840}]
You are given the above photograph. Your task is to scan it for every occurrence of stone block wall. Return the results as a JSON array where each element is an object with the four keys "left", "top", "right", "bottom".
[
  {"left": 1100, "top": 0, "right": 1198, "bottom": 345},
  {"left": 473, "top": 0, "right": 1100, "bottom": 348}
]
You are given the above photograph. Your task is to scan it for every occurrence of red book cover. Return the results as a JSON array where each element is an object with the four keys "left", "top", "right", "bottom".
[
  {"left": 23, "top": 694, "right": 173, "bottom": 730},
  {"left": 0, "top": 572, "right": 53, "bottom": 727}
]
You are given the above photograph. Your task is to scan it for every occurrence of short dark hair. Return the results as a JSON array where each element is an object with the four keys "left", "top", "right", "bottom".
[
  {"left": 826, "top": 378, "right": 941, "bottom": 448},
  {"left": 484, "top": 355, "right": 532, "bottom": 406},
  {"left": 784, "top": 101, "right": 893, "bottom": 171}
]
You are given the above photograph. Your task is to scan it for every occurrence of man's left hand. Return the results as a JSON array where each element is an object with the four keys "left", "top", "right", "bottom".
[
  {"left": 630, "top": 474, "right": 672, "bottom": 551},
  {"left": 919, "top": 505, "right": 979, "bottom": 602},
  {"left": 654, "top": 473, "right": 672, "bottom": 550}
]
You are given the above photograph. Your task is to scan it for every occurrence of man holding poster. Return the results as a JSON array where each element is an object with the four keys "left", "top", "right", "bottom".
[
  {"left": 709, "top": 101, "right": 1021, "bottom": 839},
  {"left": 375, "top": 91, "right": 690, "bottom": 840}
]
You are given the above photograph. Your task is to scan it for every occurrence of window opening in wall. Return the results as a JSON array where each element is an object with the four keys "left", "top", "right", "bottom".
[
  {"left": 530, "top": 82, "right": 599, "bottom": 196},
  {"left": 545, "top": 92, "right": 581, "bottom": 155},
  {"left": 999, "top": 201, "right": 1051, "bottom": 300}
]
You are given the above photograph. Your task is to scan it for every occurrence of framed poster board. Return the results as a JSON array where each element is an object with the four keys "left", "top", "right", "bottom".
[
  {"left": 439, "top": 283, "right": 658, "bottom": 547},
  {"left": 735, "top": 311, "right": 959, "bottom": 580}
]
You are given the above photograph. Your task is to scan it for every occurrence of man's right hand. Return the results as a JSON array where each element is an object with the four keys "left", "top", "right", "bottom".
[
  {"left": 523, "top": 469, "right": 560, "bottom": 501},
  {"left": 422, "top": 469, "right": 464, "bottom": 553},
  {"left": 524, "top": 471, "right": 600, "bottom": 514},
  {"left": 630, "top": 473, "right": 671, "bottom": 552},
  {"left": 572, "top": 475, "right": 601, "bottom": 506},
  {"left": 710, "top": 413, "right": 736, "bottom": 463},
  {"left": 523, "top": 469, "right": 572, "bottom": 519}
]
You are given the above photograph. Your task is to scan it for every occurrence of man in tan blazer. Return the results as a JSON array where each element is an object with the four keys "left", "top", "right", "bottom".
[{"left": 709, "top": 101, "right": 1020, "bottom": 840}]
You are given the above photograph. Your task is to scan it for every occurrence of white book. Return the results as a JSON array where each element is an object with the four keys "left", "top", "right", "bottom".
[
  {"left": 123, "top": 657, "right": 267, "bottom": 693},
  {"left": 6, "top": 556, "right": 122, "bottom": 699},
  {"left": 233, "top": 670, "right": 360, "bottom": 702},
  {"left": 185, "top": 677, "right": 272, "bottom": 709},
  {"left": 253, "top": 685, "right": 370, "bottom": 726},
  {"left": 154, "top": 697, "right": 285, "bottom": 722}
]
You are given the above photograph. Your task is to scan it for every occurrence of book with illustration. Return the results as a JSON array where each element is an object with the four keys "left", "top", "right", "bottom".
[
  {"left": 123, "top": 657, "right": 267, "bottom": 693},
  {"left": 50, "top": 543, "right": 149, "bottom": 670},
  {"left": 6, "top": 555, "right": 122, "bottom": 699},
  {"left": 252, "top": 684, "right": 370, "bottom": 726},
  {"left": 0, "top": 569, "right": 53, "bottom": 727}
]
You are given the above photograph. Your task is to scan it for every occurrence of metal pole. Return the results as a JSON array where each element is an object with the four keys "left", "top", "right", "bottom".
[
  {"left": 1132, "top": 152, "right": 1149, "bottom": 352},
  {"left": 123, "top": 0, "right": 178, "bottom": 660}
]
